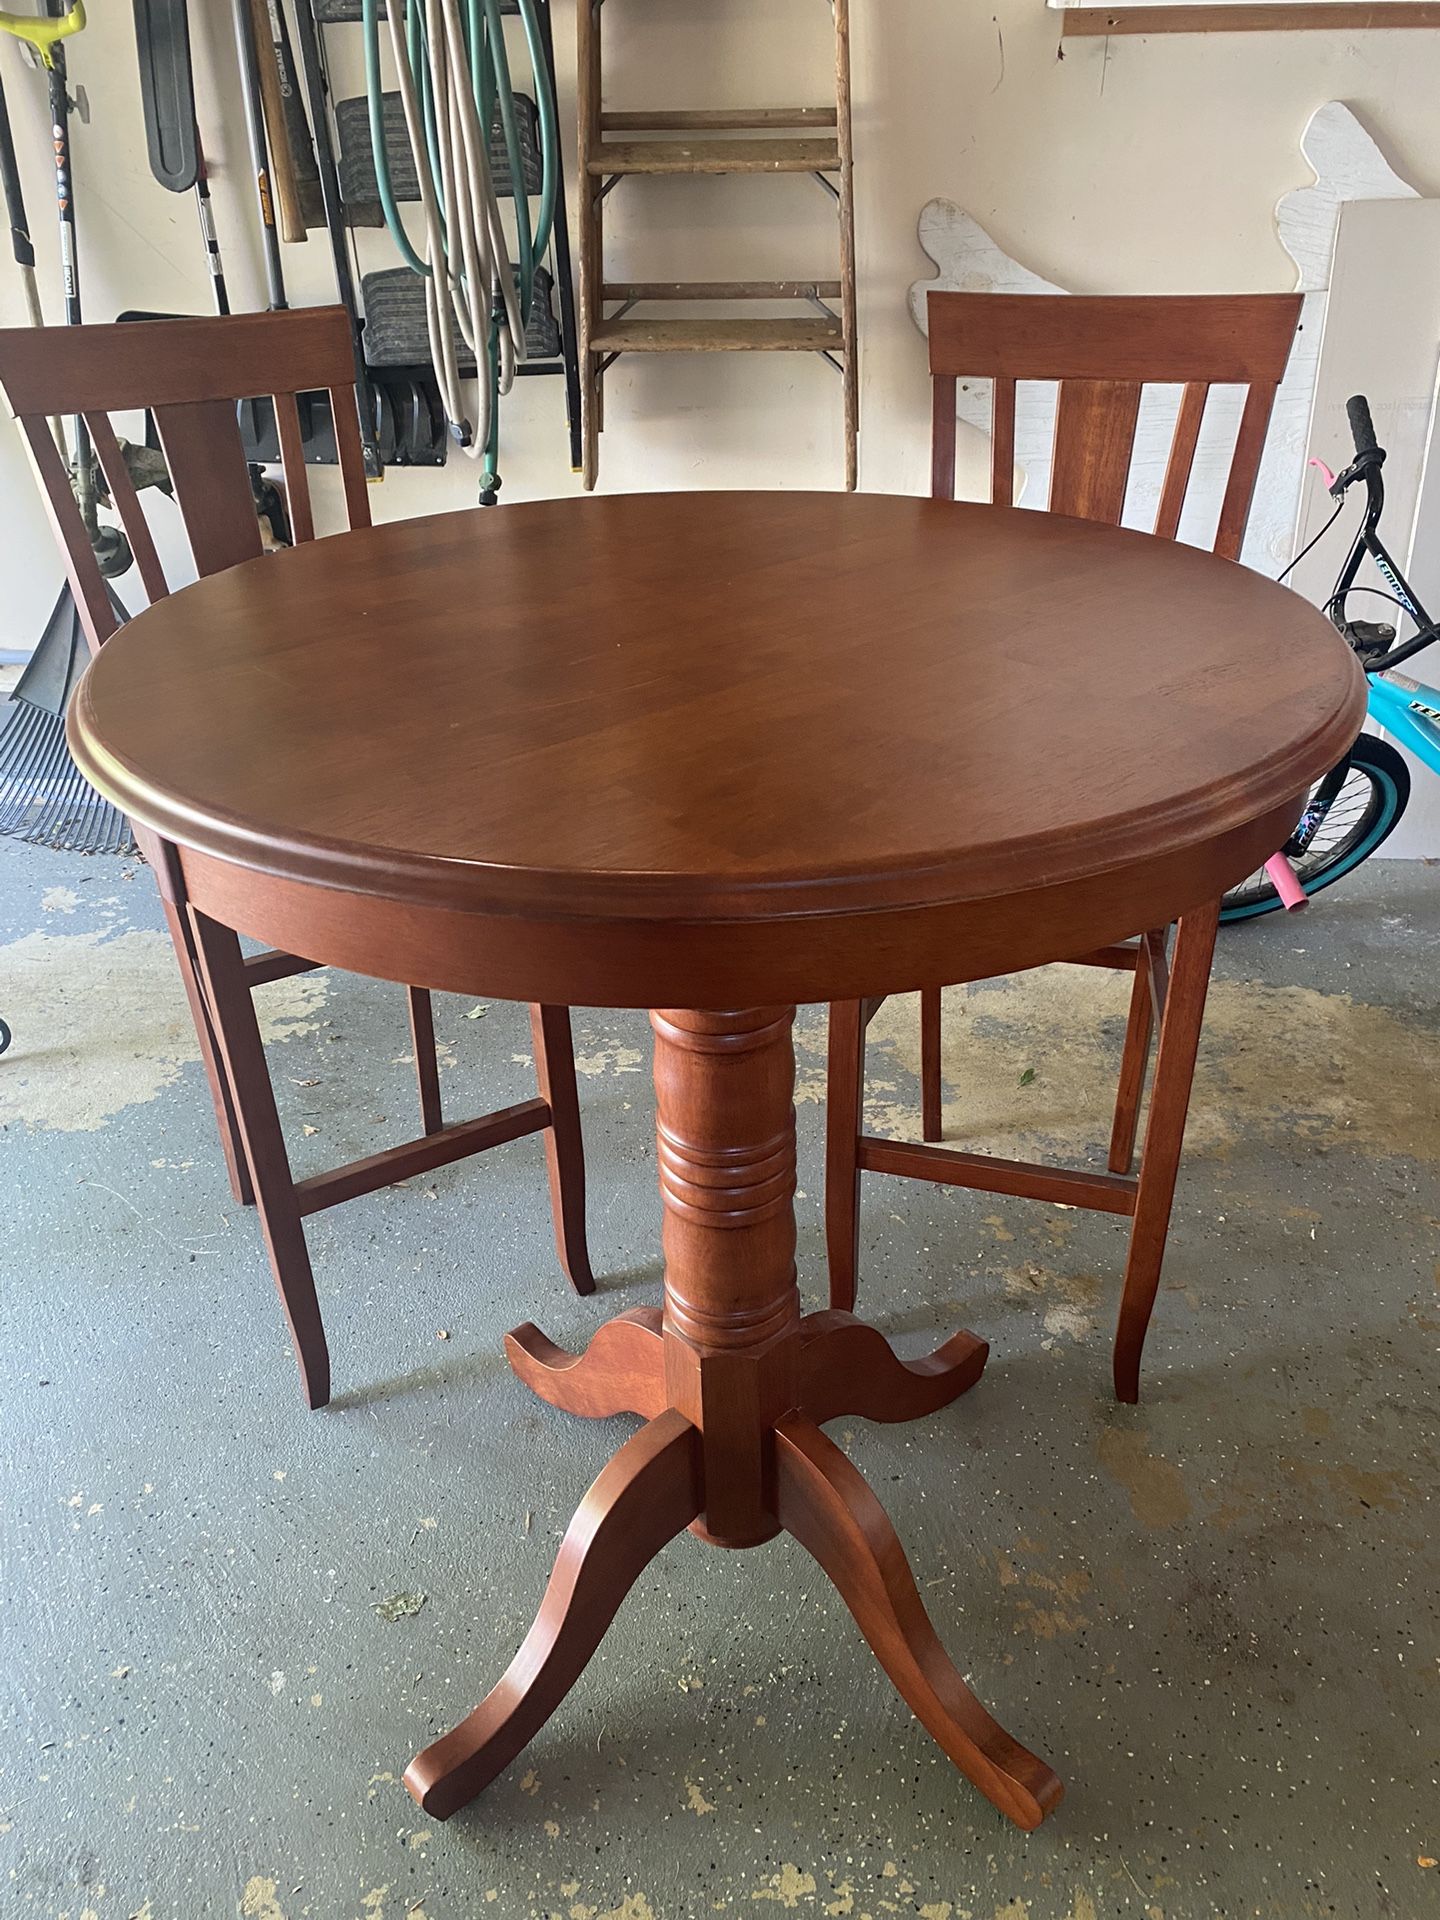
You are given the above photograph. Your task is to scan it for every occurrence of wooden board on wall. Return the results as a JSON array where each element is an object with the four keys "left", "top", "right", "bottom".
[{"left": 1055, "top": 4, "right": 1440, "bottom": 32}]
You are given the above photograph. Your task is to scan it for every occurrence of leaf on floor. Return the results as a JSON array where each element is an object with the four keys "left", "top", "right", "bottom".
[{"left": 376, "top": 1591, "right": 428, "bottom": 1623}]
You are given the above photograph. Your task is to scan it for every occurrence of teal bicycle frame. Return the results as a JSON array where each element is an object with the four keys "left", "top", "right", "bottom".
[{"left": 1364, "top": 667, "right": 1440, "bottom": 770}]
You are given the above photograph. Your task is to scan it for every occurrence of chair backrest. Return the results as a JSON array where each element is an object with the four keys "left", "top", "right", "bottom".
[
  {"left": 0, "top": 308, "right": 370, "bottom": 655},
  {"left": 927, "top": 291, "right": 1304, "bottom": 561}
]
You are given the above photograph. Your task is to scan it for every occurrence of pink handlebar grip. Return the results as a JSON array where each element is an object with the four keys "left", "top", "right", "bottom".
[{"left": 1265, "top": 853, "right": 1308, "bottom": 911}]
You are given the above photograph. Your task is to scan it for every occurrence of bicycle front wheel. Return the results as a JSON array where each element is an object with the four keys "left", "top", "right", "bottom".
[{"left": 1221, "top": 733, "right": 1411, "bottom": 923}]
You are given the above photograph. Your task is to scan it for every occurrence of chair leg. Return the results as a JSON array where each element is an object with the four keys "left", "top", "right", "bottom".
[
  {"left": 188, "top": 907, "right": 332, "bottom": 1411},
  {"left": 1112, "top": 899, "right": 1220, "bottom": 1406},
  {"left": 920, "top": 987, "right": 944, "bottom": 1142},
  {"left": 408, "top": 988, "right": 444, "bottom": 1135},
  {"left": 529, "top": 1005, "right": 596, "bottom": 1297},
  {"left": 160, "top": 897, "right": 254, "bottom": 1209},
  {"left": 1108, "top": 949, "right": 1155, "bottom": 1176},
  {"left": 825, "top": 1000, "right": 866, "bottom": 1314}
]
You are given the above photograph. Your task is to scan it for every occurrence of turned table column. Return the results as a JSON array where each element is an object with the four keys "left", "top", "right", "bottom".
[
  {"left": 654, "top": 1007, "right": 799, "bottom": 1549},
  {"left": 405, "top": 1004, "right": 1060, "bottom": 1830}
]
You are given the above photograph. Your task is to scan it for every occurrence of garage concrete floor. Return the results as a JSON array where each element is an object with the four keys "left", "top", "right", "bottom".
[{"left": 1, "top": 834, "right": 1437, "bottom": 1920}]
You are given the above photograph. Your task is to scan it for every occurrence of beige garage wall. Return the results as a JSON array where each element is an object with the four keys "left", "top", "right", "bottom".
[{"left": 2, "top": 0, "right": 1439, "bottom": 651}]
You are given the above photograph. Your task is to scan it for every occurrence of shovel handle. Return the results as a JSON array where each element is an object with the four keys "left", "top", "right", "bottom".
[{"left": 248, "top": 0, "right": 306, "bottom": 244}]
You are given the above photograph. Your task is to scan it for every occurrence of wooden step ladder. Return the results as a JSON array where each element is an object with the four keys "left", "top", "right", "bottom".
[{"left": 578, "top": 1, "right": 858, "bottom": 491}]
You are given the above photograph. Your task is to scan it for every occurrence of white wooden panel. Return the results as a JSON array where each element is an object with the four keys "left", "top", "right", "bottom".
[
  {"left": 1407, "top": 357, "right": 1440, "bottom": 615},
  {"left": 1293, "top": 197, "right": 1440, "bottom": 856}
]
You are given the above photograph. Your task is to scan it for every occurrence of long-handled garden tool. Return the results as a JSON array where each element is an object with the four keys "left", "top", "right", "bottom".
[
  {"left": 230, "top": 0, "right": 291, "bottom": 310},
  {"left": 129, "top": 0, "right": 293, "bottom": 541},
  {"left": 0, "top": 45, "right": 41, "bottom": 326},
  {"left": 227, "top": 0, "right": 387, "bottom": 473},
  {"left": 132, "top": 0, "right": 231, "bottom": 312},
  {"left": 291, "top": 0, "right": 382, "bottom": 475},
  {"left": 4, "top": 3, "right": 128, "bottom": 574},
  {"left": 0, "top": 4, "right": 132, "bottom": 853}
]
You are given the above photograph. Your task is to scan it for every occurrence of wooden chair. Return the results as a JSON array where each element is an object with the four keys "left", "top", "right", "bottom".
[
  {"left": 826, "top": 291, "right": 1304, "bottom": 1403},
  {"left": 0, "top": 308, "right": 594, "bottom": 1410}
]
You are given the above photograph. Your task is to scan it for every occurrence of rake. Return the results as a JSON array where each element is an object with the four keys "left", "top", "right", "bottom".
[{"left": 0, "top": 585, "right": 133, "bottom": 852}]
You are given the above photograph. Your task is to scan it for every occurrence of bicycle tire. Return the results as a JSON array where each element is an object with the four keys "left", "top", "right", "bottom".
[{"left": 1221, "top": 733, "right": 1411, "bottom": 923}]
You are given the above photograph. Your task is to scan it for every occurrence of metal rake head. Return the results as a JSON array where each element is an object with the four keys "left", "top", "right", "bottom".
[{"left": 0, "top": 583, "right": 136, "bottom": 856}]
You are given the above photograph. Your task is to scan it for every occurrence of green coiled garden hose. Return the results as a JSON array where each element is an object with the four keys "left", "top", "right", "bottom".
[{"left": 361, "top": 0, "right": 559, "bottom": 497}]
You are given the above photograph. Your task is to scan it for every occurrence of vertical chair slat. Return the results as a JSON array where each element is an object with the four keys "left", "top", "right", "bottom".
[
  {"left": 272, "top": 393, "right": 316, "bottom": 545},
  {"left": 1214, "top": 380, "right": 1281, "bottom": 562},
  {"left": 331, "top": 387, "right": 373, "bottom": 530},
  {"left": 1154, "top": 382, "right": 1209, "bottom": 542},
  {"left": 1050, "top": 378, "right": 1143, "bottom": 523},
  {"left": 16, "top": 415, "right": 122, "bottom": 653},
  {"left": 930, "top": 374, "right": 957, "bottom": 501},
  {"left": 83, "top": 410, "right": 170, "bottom": 604},
  {"left": 991, "top": 377, "right": 1017, "bottom": 508},
  {"left": 153, "top": 398, "right": 265, "bottom": 575}
]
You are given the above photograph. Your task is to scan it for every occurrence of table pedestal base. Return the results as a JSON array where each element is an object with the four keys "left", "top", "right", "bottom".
[{"left": 403, "top": 1009, "right": 1064, "bottom": 1832}]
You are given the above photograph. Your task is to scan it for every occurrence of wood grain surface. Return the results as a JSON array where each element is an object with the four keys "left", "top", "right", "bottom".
[{"left": 69, "top": 492, "right": 1365, "bottom": 955}]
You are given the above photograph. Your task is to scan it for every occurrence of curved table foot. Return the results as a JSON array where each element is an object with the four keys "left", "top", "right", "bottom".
[
  {"left": 774, "top": 1416, "right": 1063, "bottom": 1831},
  {"left": 405, "top": 1410, "right": 702, "bottom": 1819},
  {"left": 797, "top": 1310, "right": 988, "bottom": 1426},
  {"left": 504, "top": 1307, "right": 666, "bottom": 1420}
]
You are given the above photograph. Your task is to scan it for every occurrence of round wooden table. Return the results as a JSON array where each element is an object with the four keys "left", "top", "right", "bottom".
[{"left": 69, "top": 491, "right": 1364, "bottom": 1830}]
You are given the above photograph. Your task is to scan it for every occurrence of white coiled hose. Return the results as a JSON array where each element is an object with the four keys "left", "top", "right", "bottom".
[{"left": 381, "top": 0, "right": 528, "bottom": 457}]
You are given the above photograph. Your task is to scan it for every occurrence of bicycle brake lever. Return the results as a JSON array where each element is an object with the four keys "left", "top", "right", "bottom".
[{"left": 1327, "top": 448, "right": 1386, "bottom": 500}]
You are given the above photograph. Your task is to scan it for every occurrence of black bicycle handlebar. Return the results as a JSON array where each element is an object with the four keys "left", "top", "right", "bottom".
[
  {"left": 1322, "top": 389, "right": 1440, "bottom": 673},
  {"left": 1347, "top": 394, "right": 1379, "bottom": 458}
]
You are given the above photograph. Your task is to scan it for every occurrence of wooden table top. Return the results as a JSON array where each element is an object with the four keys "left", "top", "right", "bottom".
[{"left": 71, "top": 491, "right": 1363, "bottom": 949}]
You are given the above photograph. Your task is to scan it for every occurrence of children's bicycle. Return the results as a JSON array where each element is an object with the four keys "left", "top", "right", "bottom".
[{"left": 1222, "top": 395, "right": 1435, "bottom": 921}]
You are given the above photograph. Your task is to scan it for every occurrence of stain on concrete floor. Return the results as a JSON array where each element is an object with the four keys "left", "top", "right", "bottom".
[
  {"left": 0, "top": 922, "right": 329, "bottom": 1134},
  {"left": 1, "top": 838, "right": 1436, "bottom": 1919}
]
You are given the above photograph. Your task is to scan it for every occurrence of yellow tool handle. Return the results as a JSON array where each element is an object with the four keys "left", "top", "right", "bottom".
[{"left": 0, "top": 2, "right": 86, "bottom": 70}]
